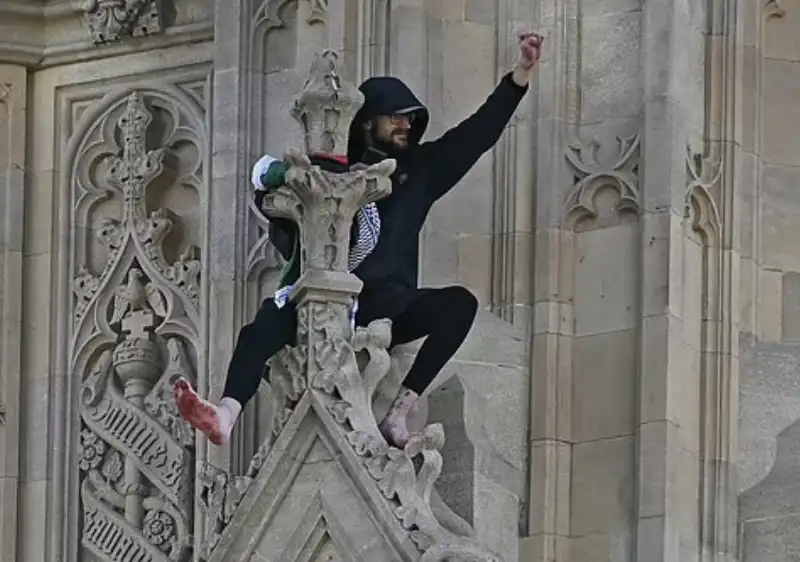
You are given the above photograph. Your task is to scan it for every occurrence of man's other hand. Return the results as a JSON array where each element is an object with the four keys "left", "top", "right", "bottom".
[{"left": 512, "top": 31, "right": 543, "bottom": 86}]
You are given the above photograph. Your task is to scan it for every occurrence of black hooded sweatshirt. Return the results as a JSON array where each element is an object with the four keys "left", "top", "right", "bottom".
[{"left": 347, "top": 72, "right": 528, "bottom": 321}]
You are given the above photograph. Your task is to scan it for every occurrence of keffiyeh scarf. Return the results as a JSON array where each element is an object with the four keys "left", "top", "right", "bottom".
[{"left": 273, "top": 204, "right": 381, "bottom": 308}]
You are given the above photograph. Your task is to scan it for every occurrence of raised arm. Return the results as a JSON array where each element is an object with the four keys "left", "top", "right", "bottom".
[{"left": 424, "top": 32, "right": 543, "bottom": 201}]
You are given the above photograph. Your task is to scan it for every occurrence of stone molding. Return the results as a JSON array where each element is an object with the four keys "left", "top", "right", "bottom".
[
  {"left": 0, "top": 63, "right": 26, "bottom": 562},
  {"left": 0, "top": 0, "right": 213, "bottom": 68}
]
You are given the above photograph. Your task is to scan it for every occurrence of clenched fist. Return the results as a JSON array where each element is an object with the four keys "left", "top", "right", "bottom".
[
  {"left": 511, "top": 31, "right": 544, "bottom": 86},
  {"left": 517, "top": 31, "right": 543, "bottom": 70}
]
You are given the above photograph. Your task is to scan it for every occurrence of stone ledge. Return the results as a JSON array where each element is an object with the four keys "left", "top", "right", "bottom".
[{"left": 0, "top": 0, "right": 213, "bottom": 69}]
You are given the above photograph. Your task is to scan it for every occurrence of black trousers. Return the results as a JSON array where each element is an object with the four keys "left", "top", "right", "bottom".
[{"left": 222, "top": 286, "right": 478, "bottom": 406}]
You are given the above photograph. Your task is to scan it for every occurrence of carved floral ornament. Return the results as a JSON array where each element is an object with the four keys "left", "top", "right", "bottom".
[
  {"left": 68, "top": 89, "right": 205, "bottom": 562},
  {"left": 200, "top": 307, "right": 503, "bottom": 562},
  {"left": 564, "top": 133, "right": 641, "bottom": 228},
  {"left": 196, "top": 51, "right": 502, "bottom": 562},
  {"left": 83, "top": 0, "right": 163, "bottom": 44},
  {"left": 765, "top": 0, "right": 786, "bottom": 19}
]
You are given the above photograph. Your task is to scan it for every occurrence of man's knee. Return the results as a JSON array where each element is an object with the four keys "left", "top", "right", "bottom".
[
  {"left": 443, "top": 286, "right": 478, "bottom": 323},
  {"left": 236, "top": 322, "right": 260, "bottom": 346},
  {"left": 237, "top": 301, "right": 296, "bottom": 349}
]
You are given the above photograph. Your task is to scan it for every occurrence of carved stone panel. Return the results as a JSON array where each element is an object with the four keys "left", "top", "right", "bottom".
[{"left": 67, "top": 89, "right": 206, "bottom": 561}]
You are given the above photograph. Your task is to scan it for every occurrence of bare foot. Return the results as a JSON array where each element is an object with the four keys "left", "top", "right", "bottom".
[
  {"left": 172, "top": 378, "right": 227, "bottom": 446},
  {"left": 378, "top": 387, "right": 418, "bottom": 448},
  {"left": 379, "top": 417, "right": 410, "bottom": 449}
]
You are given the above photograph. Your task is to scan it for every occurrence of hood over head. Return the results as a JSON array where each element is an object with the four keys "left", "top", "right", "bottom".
[{"left": 347, "top": 76, "right": 430, "bottom": 164}]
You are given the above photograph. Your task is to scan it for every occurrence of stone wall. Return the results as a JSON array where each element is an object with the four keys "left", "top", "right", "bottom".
[
  {"left": 0, "top": 61, "right": 26, "bottom": 562},
  {"left": 0, "top": 0, "right": 799, "bottom": 561},
  {"left": 738, "top": 2, "right": 800, "bottom": 559}
]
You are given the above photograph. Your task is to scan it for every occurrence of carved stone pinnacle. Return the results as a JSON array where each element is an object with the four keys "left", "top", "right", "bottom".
[
  {"left": 262, "top": 50, "right": 396, "bottom": 297},
  {"left": 261, "top": 49, "right": 396, "bottom": 357},
  {"left": 291, "top": 49, "right": 364, "bottom": 156}
]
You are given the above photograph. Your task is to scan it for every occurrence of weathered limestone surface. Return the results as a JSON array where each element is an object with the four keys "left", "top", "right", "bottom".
[
  {"left": 0, "top": 0, "right": 799, "bottom": 561},
  {"left": 738, "top": 3, "right": 800, "bottom": 560},
  {"left": 0, "top": 62, "right": 26, "bottom": 562}
]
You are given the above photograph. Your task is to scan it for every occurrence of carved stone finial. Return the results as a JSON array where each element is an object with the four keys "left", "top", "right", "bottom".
[
  {"left": 263, "top": 50, "right": 395, "bottom": 284},
  {"left": 265, "top": 148, "right": 394, "bottom": 275},
  {"left": 291, "top": 50, "right": 365, "bottom": 155},
  {"left": 83, "top": 0, "right": 163, "bottom": 44},
  {"left": 106, "top": 92, "right": 165, "bottom": 224}
]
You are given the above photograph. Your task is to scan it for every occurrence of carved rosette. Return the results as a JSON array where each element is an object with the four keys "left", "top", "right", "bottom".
[
  {"left": 83, "top": 0, "right": 163, "bottom": 44},
  {"left": 70, "top": 90, "right": 205, "bottom": 562}
]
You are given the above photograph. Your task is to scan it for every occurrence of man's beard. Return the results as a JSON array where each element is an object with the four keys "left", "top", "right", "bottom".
[
  {"left": 370, "top": 126, "right": 411, "bottom": 155},
  {"left": 390, "top": 129, "right": 410, "bottom": 146}
]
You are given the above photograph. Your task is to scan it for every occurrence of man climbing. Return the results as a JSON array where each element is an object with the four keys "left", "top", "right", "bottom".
[
  {"left": 344, "top": 31, "right": 543, "bottom": 446},
  {"left": 172, "top": 152, "right": 381, "bottom": 446},
  {"left": 174, "top": 31, "right": 543, "bottom": 448}
]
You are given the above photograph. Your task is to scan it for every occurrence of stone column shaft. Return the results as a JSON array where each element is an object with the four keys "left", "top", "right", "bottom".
[
  {"left": 0, "top": 63, "right": 26, "bottom": 562},
  {"left": 636, "top": 1, "right": 714, "bottom": 560}
]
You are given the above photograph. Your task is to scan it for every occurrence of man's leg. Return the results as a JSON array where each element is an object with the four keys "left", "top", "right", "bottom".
[
  {"left": 376, "top": 286, "right": 478, "bottom": 447},
  {"left": 173, "top": 298, "right": 297, "bottom": 445}
]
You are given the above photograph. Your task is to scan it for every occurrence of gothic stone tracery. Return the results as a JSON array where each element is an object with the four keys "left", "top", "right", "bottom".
[
  {"left": 70, "top": 90, "right": 204, "bottom": 562},
  {"left": 564, "top": 133, "right": 641, "bottom": 229}
]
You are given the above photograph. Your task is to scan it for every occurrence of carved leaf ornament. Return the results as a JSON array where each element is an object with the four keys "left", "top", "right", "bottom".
[
  {"left": 83, "top": 0, "right": 163, "bottom": 44},
  {"left": 564, "top": 133, "right": 641, "bottom": 227}
]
